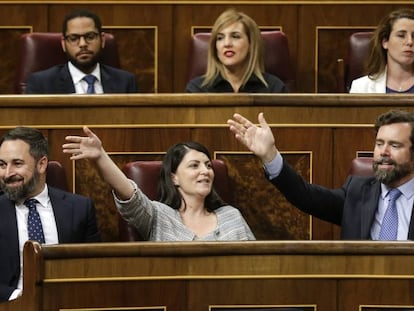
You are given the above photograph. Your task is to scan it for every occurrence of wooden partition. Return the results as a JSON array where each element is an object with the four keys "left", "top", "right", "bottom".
[
  {"left": 1, "top": 240, "right": 414, "bottom": 311},
  {"left": 0, "top": 94, "right": 413, "bottom": 241}
]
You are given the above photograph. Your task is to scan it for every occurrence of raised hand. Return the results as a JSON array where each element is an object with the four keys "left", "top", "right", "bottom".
[
  {"left": 62, "top": 126, "right": 104, "bottom": 161},
  {"left": 227, "top": 112, "right": 278, "bottom": 163},
  {"left": 63, "top": 126, "right": 135, "bottom": 200}
]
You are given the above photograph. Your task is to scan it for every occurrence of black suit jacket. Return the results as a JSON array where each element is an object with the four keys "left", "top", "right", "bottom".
[
  {"left": 0, "top": 187, "right": 100, "bottom": 302},
  {"left": 24, "top": 63, "right": 138, "bottom": 94},
  {"left": 271, "top": 159, "right": 414, "bottom": 240}
]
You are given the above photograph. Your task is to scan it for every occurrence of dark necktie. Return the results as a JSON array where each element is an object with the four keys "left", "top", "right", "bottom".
[
  {"left": 378, "top": 188, "right": 402, "bottom": 240},
  {"left": 24, "top": 198, "right": 45, "bottom": 244},
  {"left": 83, "top": 75, "right": 96, "bottom": 94}
]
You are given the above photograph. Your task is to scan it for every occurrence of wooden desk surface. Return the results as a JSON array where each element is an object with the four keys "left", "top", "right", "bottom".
[{"left": 1, "top": 241, "right": 414, "bottom": 311}]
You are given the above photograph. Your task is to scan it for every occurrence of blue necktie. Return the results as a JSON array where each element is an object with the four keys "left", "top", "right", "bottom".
[
  {"left": 83, "top": 75, "right": 96, "bottom": 94},
  {"left": 379, "top": 188, "right": 402, "bottom": 240},
  {"left": 25, "top": 198, "right": 45, "bottom": 244}
]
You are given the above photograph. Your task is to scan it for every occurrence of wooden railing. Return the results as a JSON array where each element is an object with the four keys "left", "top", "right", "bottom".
[
  {"left": 1, "top": 240, "right": 414, "bottom": 311},
  {"left": 0, "top": 93, "right": 414, "bottom": 125}
]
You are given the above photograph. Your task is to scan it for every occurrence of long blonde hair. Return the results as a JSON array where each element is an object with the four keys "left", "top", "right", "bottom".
[{"left": 201, "top": 8, "right": 267, "bottom": 88}]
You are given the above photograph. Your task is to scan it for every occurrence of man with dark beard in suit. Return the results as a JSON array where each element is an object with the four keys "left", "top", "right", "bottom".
[
  {"left": 0, "top": 127, "right": 100, "bottom": 302},
  {"left": 25, "top": 9, "right": 138, "bottom": 94}
]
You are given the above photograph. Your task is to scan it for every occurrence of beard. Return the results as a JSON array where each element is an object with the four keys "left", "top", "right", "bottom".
[
  {"left": 0, "top": 169, "right": 40, "bottom": 202},
  {"left": 66, "top": 48, "right": 101, "bottom": 72},
  {"left": 373, "top": 156, "right": 414, "bottom": 186}
]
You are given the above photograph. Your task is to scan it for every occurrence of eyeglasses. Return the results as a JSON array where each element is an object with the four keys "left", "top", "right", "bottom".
[{"left": 64, "top": 32, "right": 100, "bottom": 45}]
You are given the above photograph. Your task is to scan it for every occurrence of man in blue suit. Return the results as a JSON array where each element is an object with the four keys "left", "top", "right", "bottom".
[
  {"left": 0, "top": 127, "right": 101, "bottom": 302},
  {"left": 228, "top": 109, "right": 414, "bottom": 240},
  {"left": 25, "top": 9, "right": 138, "bottom": 94}
]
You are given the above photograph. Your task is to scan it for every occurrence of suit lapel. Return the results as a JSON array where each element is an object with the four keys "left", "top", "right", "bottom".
[
  {"left": 58, "top": 64, "right": 76, "bottom": 93},
  {"left": 360, "top": 180, "right": 381, "bottom": 239},
  {"left": 100, "top": 64, "right": 115, "bottom": 93},
  {"left": 0, "top": 197, "right": 20, "bottom": 291},
  {"left": 48, "top": 188, "right": 73, "bottom": 243},
  {"left": 408, "top": 204, "right": 414, "bottom": 239},
  {"left": 374, "top": 71, "right": 387, "bottom": 93},
  {"left": 0, "top": 197, "right": 19, "bottom": 254}
]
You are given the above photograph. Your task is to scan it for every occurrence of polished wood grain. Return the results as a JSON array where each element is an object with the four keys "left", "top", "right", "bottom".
[
  {"left": 1, "top": 241, "right": 414, "bottom": 311},
  {"left": 0, "top": 93, "right": 413, "bottom": 125}
]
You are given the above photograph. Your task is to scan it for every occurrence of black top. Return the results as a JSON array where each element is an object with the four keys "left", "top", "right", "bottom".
[
  {"left": 386, "top": 84, "right": 414, "bottom": 93},
  {"left": 185, "top": 72, "right": 289, "bottom": 93}
]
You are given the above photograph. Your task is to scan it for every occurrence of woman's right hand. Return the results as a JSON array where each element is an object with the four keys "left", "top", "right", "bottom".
[
  {"left": 63, "top": 126, "right": 135, "bottom": 200},
  {"left": 62, "top": 126, "right": 104, "bottom": 161}
]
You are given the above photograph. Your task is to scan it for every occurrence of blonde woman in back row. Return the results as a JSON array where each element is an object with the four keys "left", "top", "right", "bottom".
[
  {"left": 350, "top": 8, "right": 414, "bottom": 93},
  {"left": 185, "top": 8, "right": 288, "bottom": 93}
]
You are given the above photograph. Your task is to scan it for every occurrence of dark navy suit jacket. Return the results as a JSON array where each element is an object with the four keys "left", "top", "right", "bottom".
[
  {"left": 271, "top": 159, "right": 414, "bottom": 240},
  {"left": 24, "top": 63, "right": 138, "bottom": 94},
  {"left": 0, "top": 187, "right": 101, "bottom": 302}
]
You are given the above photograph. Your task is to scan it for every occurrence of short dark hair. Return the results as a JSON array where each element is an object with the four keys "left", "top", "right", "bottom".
[
  {"left": 62, "top": 9, "right": 102, "bottom": 35},
  {"left": 0, "top": 127, "right": 49, "bottom": 161},
  {"left": 158, "top": 141, "right": 225, "bottom": 212},
  {"left": 375, "top": 109, "right": 414, "bottom": 152}
]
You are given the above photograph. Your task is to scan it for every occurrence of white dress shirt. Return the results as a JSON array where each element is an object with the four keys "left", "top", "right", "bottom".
[
  {"left": 67, "top": 62, "right": 103, "bottom": 94},
  {"left": 264, "top": 153, "right": 414, "bottom": 240},
  {"left": 371, "top": 179, "right": 414, "bottom": 240},
  {"left": 9, "top": 185, "right": 58, "bottom": 300}
]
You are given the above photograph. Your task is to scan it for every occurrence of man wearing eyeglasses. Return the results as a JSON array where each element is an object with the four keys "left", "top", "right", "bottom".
[{"left": 25, "top": 9, "right": 138, "bottom": 94}]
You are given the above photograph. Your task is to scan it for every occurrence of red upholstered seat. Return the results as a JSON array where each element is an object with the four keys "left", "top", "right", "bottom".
[
  {"left": 337, "top": 31, "right": 373, "bottom": 92},
  {"left": 46, "top": 160, "right": 69, "bottom": 191},
  {"left": 348, "top": 157, "right": 374, "bottom": 177},
  {"left": 14, "top": 32, "right": 120, "bottom": 93},
  {"left": 187, "top": 31, "right": 296, "bottom": 91},
  {"left": 118, "top": 159, "right": 233, "bottom": 241}
]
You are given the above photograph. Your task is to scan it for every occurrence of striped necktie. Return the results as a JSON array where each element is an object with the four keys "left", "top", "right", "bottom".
[
  {"left": 378, "top": 188, "right": 402, "bottom": 240},
  {"left": 83, "top": 74, "right": 96, "bottom": 94}
]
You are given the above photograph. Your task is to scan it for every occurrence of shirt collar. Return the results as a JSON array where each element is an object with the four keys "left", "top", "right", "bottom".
[
  {"left": 211, "top": 73, "right": 227, "bottom": 87},
  {"left": 68, "top": 61, "right": 101, "bottom": 84},
  {"left": 16, "top": 184, "right": 49, "bottom": 208},
  {"left": 211, "top": 73, "right": 265, "bottom": 90},
  {"left": 34, "top": 184, "right": 50, "bottom": 208},
  {"left": 381, "top": 176, "right": 414, "bottom": 199}
]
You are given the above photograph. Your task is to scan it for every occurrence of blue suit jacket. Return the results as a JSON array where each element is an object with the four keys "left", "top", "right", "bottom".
[
  {"left": 271, "top": 160, "right": 414, "bottom": 240},
  {"left": 0, "top": 187, "right": 101, "bottom": 302},
  {"left": 25, "top": 63, "right": 138, "bottom": 94}
]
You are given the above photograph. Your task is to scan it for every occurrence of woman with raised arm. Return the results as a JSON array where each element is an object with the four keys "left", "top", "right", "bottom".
[{"left": 63, "top": 126, "right": 255, "bottom": 241}]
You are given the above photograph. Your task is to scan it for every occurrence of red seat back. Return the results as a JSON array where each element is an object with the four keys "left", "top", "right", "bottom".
[
  {"left": 337, "top": 31, "right": 373, "bottom": 92},
  {"left": 348, "top": 157, "right": 374, "bottom": 177},
  {"left": 119, "top": 159, "right": 233, "bottom": 241},
  {"left": 187, "top": 31, "right": 296, "bottom": 91}
]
